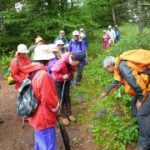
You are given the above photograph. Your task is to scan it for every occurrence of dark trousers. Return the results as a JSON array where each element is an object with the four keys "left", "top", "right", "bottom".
[
  {"left": 131, "top": 94, "right": 150, "bottom": 149},
  {"left": 76, "top": 64, "right": 84, "bottom": 83},
  {"left": 55, "top": 81, "right": 72, "bottom": 117}
]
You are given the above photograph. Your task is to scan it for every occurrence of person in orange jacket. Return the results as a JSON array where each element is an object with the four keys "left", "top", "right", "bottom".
[
  {"left": 100, "top": 50, "right": 150, "bottom": 150},
  {"left": 26, "top": 44, "right": 59, "bottom": 150},
  {"left": 10, "top": 44, "right": 31, "bottom": 90}
]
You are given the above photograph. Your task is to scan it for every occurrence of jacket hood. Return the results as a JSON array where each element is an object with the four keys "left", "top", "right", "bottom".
[{"left": 23, "top": 63, "right": 45, "bottom": 74}]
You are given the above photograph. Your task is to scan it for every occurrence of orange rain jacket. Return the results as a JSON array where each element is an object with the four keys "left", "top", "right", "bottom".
[{"left": 106, "top": 49, "right": 150, "bottom": 101}]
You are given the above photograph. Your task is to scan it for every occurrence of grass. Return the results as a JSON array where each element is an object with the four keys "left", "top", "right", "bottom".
[
  {"left": 71, "top": 24, "right": 150, "bottom": 150},
  {"left": 1, "top": 23, "right": 150, "bottom": 149}
]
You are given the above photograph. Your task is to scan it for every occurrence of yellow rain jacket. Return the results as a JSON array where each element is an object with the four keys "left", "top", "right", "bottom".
[{"left": 114, "top": 49, "right": 150, "bottom": 101}]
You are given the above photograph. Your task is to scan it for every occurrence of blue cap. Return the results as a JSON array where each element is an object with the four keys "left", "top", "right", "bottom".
[{"left": 72, "top": 52, "right": 86, "bottom": 62}]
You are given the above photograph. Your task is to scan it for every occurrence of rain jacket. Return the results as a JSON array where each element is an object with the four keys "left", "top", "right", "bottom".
[
  {"left": 105, "top": 49, "right": 150, "bottom": 102},
  {"left": 54, "top": 36, "right": 69, "bottom": 45},
  {"left": 26, "top": 63, "right": 59, "bottom": 130},
  {"left": 10, "top": 54, "right": 31, "bottom": 89},
  {"left": 68, "top": 39, "right": 87, "bottom": 65},
  {"left": 47, "top": 57, "right": 59, "bottom": 74},
  {"left": 68, "top": 39, "right": 86, "bottom": 54},
  {"left": 51, "top": 52, "right": 76, "bottom": 82}
]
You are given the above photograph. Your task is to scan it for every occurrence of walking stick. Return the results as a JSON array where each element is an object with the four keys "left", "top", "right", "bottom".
[{"left": 57, "top": 80, "right": 71, "bottom": 150}]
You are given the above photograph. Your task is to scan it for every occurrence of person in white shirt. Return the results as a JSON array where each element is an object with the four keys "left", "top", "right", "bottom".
[{"left": 107, "top": 25, "right": 116, "bottom": 45}]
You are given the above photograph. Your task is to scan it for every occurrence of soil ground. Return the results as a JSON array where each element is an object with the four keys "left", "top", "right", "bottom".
[{"left": 0, "top": 78, "right": 100, "bottom": 150}]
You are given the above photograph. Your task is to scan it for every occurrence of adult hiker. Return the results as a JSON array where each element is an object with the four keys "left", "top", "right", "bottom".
[
  {"left": 107, "top": 25, "right": 116, "bottom": 45},
  {"left": 51, "top": 51, "right": 85, "bottom": 126},
  {"left": 102, "top": 30, "right": 111, "bottom": 50},
  {"left": 47, "top": 44, "right": 60, "bottom": 75},
  {"left": 79, "top": 28, "right": 88, "bottom": 49},
  {"left": 54, "top": 30, "right": 69, "bottom": 48},
  {"left": 100, "top": 49, "right": 150, "bottom": 150},
  {"left": 55, "top": 39, "right": 66, "bottom": 55},
  {"left": 28, "top": 36, "right": 45, "bottom": 59},
  {"left": 68, "top": 30, "right": 87, "bottom": 85},
  {"left": 10, "top": 44, "right": 31, "bottom": 90},
  {"left": 27, "top": 44, "right": 59, "bottom": 150},
  {"left": 114, "top": 25, "right": 121, "bottom": 43}
]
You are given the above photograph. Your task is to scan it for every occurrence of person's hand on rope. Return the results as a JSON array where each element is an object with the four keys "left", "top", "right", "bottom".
[{"left": 63, "top": 74, "right": 69, "bottom": 80}]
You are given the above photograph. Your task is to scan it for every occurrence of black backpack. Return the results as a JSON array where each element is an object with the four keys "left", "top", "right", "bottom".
[{"left": 16, "top": 71, "right": 40, "bottom": 117}]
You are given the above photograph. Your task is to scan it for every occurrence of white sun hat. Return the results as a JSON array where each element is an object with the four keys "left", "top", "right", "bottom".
[
  {"left": 72, "top": 30, "right": 80, "bottom": 36},
  {"left": 55, "top": 40, "right": 64, "bottom": 46},
  {"left": 17, "top": 44, "right": 29, "bottom": 54},
  {"left": 33, "top": 44, "right": 55, "bottom": 60}
]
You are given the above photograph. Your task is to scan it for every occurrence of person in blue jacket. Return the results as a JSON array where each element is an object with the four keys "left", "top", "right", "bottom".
[{"left": 68, "top": 30, "right": 86, "bottom": 85}]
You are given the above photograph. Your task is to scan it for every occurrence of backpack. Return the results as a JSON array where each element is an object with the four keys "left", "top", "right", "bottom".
[
  {"left": 16, "top": 71, "right": 40, "bottom": 117},
  {"left": 4, "top": 58, "right": 18, "bottom": 85},
  {"left": 4, "top": 68, "right": 16, "bottom": 85}
]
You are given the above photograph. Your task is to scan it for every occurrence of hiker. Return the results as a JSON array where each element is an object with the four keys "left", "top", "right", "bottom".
[
  {"left": 55, "top": 40, "right": 66, "bottom": 55},
  {"left": 29, "top": 36, "right": 45, "bottom": 59},
  {"left": 10, "top": 44, "right": 31, "bottom": 90},
  {"left": 68, "top": 30, "right": 87, "bottom": 85},
  {"left": 54, "top": 30, "right": 69, "bottom": 47},
  {"left": 79, "top": 28, "right": 88, "bottom": 49},
  {"left": 51, "top": 51, "right": 85, "bottom": 126},
  {"left": 27, "top": 44, "right": 59, "bottom": 150},
  {"left": 102, "top": 30, "right": 111, "bottom": 50},
  {"left": 107, "top": 25, "right": 116, "bottom": 45},
  {"left": 100, "top": 49, "right": 150, "bottom": 150},
  {"left": 47, "top": 44, "right": 60, "bottom": 75},
  {"left": 114, "top": 25, "right": 121, "bottom": 43}
]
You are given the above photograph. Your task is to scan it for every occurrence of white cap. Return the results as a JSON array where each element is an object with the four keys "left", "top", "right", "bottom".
[
  {"left": 55, "top": 40, "right": 64, "bottom": 46},
  {"left": 103, "top": 56, "right": 115, "bottom": 68},
  {"left": 72, "top": 30, "right": 80, "bottom": 36},
  {"left": 108, "top": 25, "right": 112, "bottom": 29},
  {"left": 17, "top": 44, "right": 29, "bottom": 54},
  {"left": 48, "top": 44, "right": 59, "bottom": 52},
  {"left": 33, "top": 45, "right": 55, "bottom": 60},
  {"left": 103, "top": 30, "right": 107, "bottom": 33}
]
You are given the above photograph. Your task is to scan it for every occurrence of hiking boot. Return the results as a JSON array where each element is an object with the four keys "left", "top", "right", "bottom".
[
  {"left": 0, "top": 118, "right": 4, "bottom": 124},
  {"left": 68, "top": 115, "right": 76, "bottom": 122},
  {"left": 60, "top": 117, "right": 70, "bottom": 126}
]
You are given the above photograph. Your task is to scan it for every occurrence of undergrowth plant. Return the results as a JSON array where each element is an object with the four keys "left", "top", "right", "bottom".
[{"left": 72, "top": 24, "right": 150, "bottom": 150}]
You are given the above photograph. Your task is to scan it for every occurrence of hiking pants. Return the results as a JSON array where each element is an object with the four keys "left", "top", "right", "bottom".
[
  {"left": 55, "top": 81, "right": 72, "bottom": 116},
  {"left": 76, "top": 64, "right": 84, "bottom": 83},
  {"left": 131, "top": 93, "right": 150, "bottom": 149},
  {"left": 35, "top": 127, "right": 56, "bottom": 150}
]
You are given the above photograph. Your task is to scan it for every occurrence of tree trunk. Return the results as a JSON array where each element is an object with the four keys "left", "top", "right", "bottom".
[
  {"left": 138, "top": 0, "right": 144, "bottom": 34},
  {"left": 111, "top": 6, "right": 116, "bottom": 25}
]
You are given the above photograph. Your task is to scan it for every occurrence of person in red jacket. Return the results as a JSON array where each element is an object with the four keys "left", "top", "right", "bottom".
[
  {"left": 10, "top": 44, "right": 31, "bottom": 90},
  {"left": 51, "top": 51, "right": 85, "bottom": 126},
  {"left": 26, "top": 45, "right": 59, "bottom": 150}
]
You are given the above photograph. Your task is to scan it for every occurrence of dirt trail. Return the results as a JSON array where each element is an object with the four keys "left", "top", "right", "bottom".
[{"left": 0, "top": 78, "right": 99, "bottom": 150}]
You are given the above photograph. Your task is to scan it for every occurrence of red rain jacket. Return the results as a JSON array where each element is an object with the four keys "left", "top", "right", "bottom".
[
  {"left": 26, "top": 63, "right": 59, "bottom": 130},
  {"left": 51, "top": 52, "right": 76, "bottom": 82},
  {"left": 10, "top": 54, "right": 31, "bottom": 89}
]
